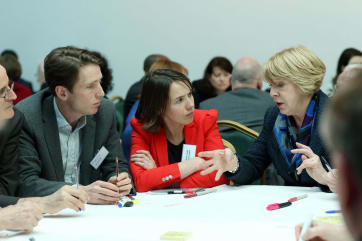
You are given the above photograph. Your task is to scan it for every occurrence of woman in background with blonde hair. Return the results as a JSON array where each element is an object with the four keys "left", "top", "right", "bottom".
[{"left": 198, "top": 46, "right": 337, "bottom": 192}]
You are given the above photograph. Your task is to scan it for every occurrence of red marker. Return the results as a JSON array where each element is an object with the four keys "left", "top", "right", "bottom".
[
  {"left": 288, "top": 194, "right": 307, "bottom": 202},
  {"left": 267, "top": 202, "right": 292, "bottom": 211},
  {"left": 184, "top": 188, "right": 216, "bottom": 199}
]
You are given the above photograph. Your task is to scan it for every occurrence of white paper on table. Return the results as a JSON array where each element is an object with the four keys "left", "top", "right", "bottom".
[{"left": 0, "top": 230, "right": 23, "bottom": 237}]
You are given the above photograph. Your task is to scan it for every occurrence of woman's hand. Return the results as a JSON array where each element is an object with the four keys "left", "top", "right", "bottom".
[
  {"left": 293, "top": 143, "right": 328, "bottom": 185},
  {"left": 130, "top": 150, "right": 157, "bottom": 170},
  {"left": 295, "top": 220, "right": 353, "bottom": 241},
  {"left": 326, "top": 169, "right": 338, "bottom": 193},
  {"left": 197, "top": 148, "right": 237, "bottom": 181}
]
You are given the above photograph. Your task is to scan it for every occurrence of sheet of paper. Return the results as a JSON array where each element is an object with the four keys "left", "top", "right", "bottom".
[
  {"left": 3, "top": 185, "right": 339, "bottom": 241},
  {"left": 160, "top": 231, "right": 192, "bottom": 241},
  {"left": 0, "top": 230, "right": 23, "bottom": 237},
  {"left": 317, "top": 216, "right": 344, "bottom": 225}
]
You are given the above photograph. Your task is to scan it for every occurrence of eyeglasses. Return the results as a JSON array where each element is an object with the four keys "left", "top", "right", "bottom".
[{"left": 0, "top": 81, "right": 14, "bottom": 101}]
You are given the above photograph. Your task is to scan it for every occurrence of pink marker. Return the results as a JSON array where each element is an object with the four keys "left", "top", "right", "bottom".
[
  {"left": 266, "top": 202, "right": 292, "bottom": 211},
  {"left": 288, "top": 194, "right": 308, "bottom": 202}
]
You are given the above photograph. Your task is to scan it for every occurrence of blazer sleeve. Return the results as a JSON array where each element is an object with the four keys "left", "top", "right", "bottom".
[
  {"left": 130, "top": 119, "right": 182, "bottom": 192},
  {"left": 180, "top": 110, "right": 229, "bottom": 188},
  {"left": 0, "top": 195, "right": 19, "bottom": 208},
  {"left": 17, "top": 117, "right": 70, "bottom": 197},
  {"left": 0, "top": 111, "right": 23, "bottom": 196},
  {"left": 224, "top": 108, "right": 272, "bottom": 184}
]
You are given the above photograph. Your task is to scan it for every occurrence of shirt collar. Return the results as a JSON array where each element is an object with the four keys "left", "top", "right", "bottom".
[{"left": 53, "top": 97, "right": 86, "bottom": 130}]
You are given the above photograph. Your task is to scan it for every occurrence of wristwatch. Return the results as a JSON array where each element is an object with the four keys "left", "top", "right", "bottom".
[{"left": 227, "top": 152, "right": 239, "bottom": 173}]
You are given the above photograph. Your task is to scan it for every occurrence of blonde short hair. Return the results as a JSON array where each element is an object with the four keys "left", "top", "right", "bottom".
[{"left": 263, "top": 46, "right": 326, "bottom": 96}]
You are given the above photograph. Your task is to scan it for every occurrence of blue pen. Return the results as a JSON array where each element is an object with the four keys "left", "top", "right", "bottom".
[
  {"left": 326, "top": 210, "right": 341, "bottom": 213},
  {"left": 74, "top": 164, "right": 82, "bottom": 212}
]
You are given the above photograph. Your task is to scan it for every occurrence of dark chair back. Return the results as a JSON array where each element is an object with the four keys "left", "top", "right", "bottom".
[{"left": 217, "top": 120, "right": 266, "bottom": 185}]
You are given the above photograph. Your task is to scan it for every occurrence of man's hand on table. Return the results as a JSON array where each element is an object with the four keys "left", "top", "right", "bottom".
[
  {"left": 80, "top": 180, "right": 123, "bottom": 204},
  {"left": 0, "top": 201, "right": 43, "bottom": 231},
  {"left": 18, "top": 185, "right": 89, "bottom": 214}
]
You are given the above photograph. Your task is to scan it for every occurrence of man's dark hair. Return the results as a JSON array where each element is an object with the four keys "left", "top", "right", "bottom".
[
  {"left": 324, "top": 69, "right": 362, "bottom": 184},
  {"left": 202, "top": 57, "right": 233, "bottom": 96},
  {"left": 91, "top": 51, "right": 113, "bottom": 94},
  {"left": 143, "top": 54, "right": 168, "bottom": 73},
  {"left": 1, "top": 50, "right": 18, "bottom": 59},
  {"left": 0, "top": 55, "right": 22, "bottom": 81},
  {"left": 136, "top": 69, "right": 192, "bottom": 133},
  {"left": 44, "top": 46, "right": 102, "bottom": 96}
]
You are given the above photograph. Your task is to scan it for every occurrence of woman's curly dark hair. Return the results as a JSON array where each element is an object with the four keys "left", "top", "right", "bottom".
[{"left": 91, "top": 51, "right": 113, "bottom": 94}]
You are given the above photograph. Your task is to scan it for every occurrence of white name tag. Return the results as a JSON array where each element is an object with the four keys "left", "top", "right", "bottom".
[
  {"left": 181, "top": 144, "right": 196, "bottom": 162},
  {"left": 90, "top": 146, "right": 109, "bottom": 169}
]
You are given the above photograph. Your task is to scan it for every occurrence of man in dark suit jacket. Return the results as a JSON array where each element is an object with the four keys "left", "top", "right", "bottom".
[
  {"left": 123, "top": 54, "right": 168, "bottom": 127},
  {"left": 0, "top": 64, "right": 89, "bottom": 231},
  {"left": 0, "top": 107, "right": 24, "bottom": 206},
  {"left": 199, "top": 57, "right": 275, "bottom": 133},
  {"left": 16, "top": 47, "right": 134, "bottom": 204}
]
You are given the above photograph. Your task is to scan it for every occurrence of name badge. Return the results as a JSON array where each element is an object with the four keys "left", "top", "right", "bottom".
[
  {"left": 181, "top": 144, "right": 196, "bottom": 162},
  {"left": 90, "top": 146, "right": 109, "bottom": 169}
]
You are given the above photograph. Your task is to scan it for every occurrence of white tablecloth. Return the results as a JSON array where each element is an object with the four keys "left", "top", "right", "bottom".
[{"left": 0, "top": 185, "right": 340, "bottom": 241}]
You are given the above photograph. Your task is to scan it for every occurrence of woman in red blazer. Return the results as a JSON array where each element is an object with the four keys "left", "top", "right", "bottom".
[{"left": 130, "top": 69, "right": 229, "bottom": 192}]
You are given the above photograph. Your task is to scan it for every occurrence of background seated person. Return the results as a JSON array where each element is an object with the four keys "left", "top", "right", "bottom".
[
  {"left": 192, "top": 57, "right": 232, "bottom": 109},
  {"left": 130, "top": 69, "right": 229, "bottom": 192},
  {"left": 0, "top": 55, "right": 32, "bottom": 105},
  {"left": 198, "top": 46, "right": 335, "bottom": 192},
  {"left": 331, "top": 47, "right": 362, "bottom": 93}
]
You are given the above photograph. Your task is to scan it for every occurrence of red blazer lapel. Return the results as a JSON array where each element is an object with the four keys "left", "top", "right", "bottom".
[{"left": 154, "top": 127, "right": 169, "bottom": 167}]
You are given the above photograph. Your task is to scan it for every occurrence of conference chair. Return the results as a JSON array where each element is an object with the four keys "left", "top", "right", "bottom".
[
  {"left": 110, "top": 96, "right": 125, "bottom": 138},
  {"left": 217, "top": 120, "right": 266, "bottom": 185}
]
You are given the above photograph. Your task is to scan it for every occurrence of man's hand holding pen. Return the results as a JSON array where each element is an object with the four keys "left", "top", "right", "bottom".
[
  {"left": 108, "top": 172, "right": 133, "bottom": 197},
  {"left": 17, "top": 186, "right": 89, "bottom": 214},
  {"left": 40, "top": 186, "right": 89, "bottom": 213},
  {"left": 108, "top": 156, "right": 133, "bottom": 197},
  {"left": 77, "top": 157, "right": 133, "bottom": 204},
  {"left": 80, "top": 181, "right": 123, "bottom": 205}
]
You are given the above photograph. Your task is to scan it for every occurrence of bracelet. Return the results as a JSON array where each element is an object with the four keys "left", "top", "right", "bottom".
[{"left": 228, "top": 152, "right": 239, "bottom": 173}]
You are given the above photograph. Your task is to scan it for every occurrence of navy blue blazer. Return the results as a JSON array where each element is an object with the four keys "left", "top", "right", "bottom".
[{"left": 224, "top": 91, "right": 331, "bottom": 191}]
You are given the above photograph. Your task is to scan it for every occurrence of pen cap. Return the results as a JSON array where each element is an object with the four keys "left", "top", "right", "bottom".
[
  {"left": 184, "top": 193, "right": 197, "bottom": 199},
  {"left": 267, "top": 205, "right": 279, "bottom": 211},
  {"left": 124, "top": 201, "right": 134, "bottom": 207}
]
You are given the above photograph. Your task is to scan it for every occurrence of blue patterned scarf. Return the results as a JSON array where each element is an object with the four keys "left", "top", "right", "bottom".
[{"left": 272, "top": 92, "right": 319, "bottom": 180}]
